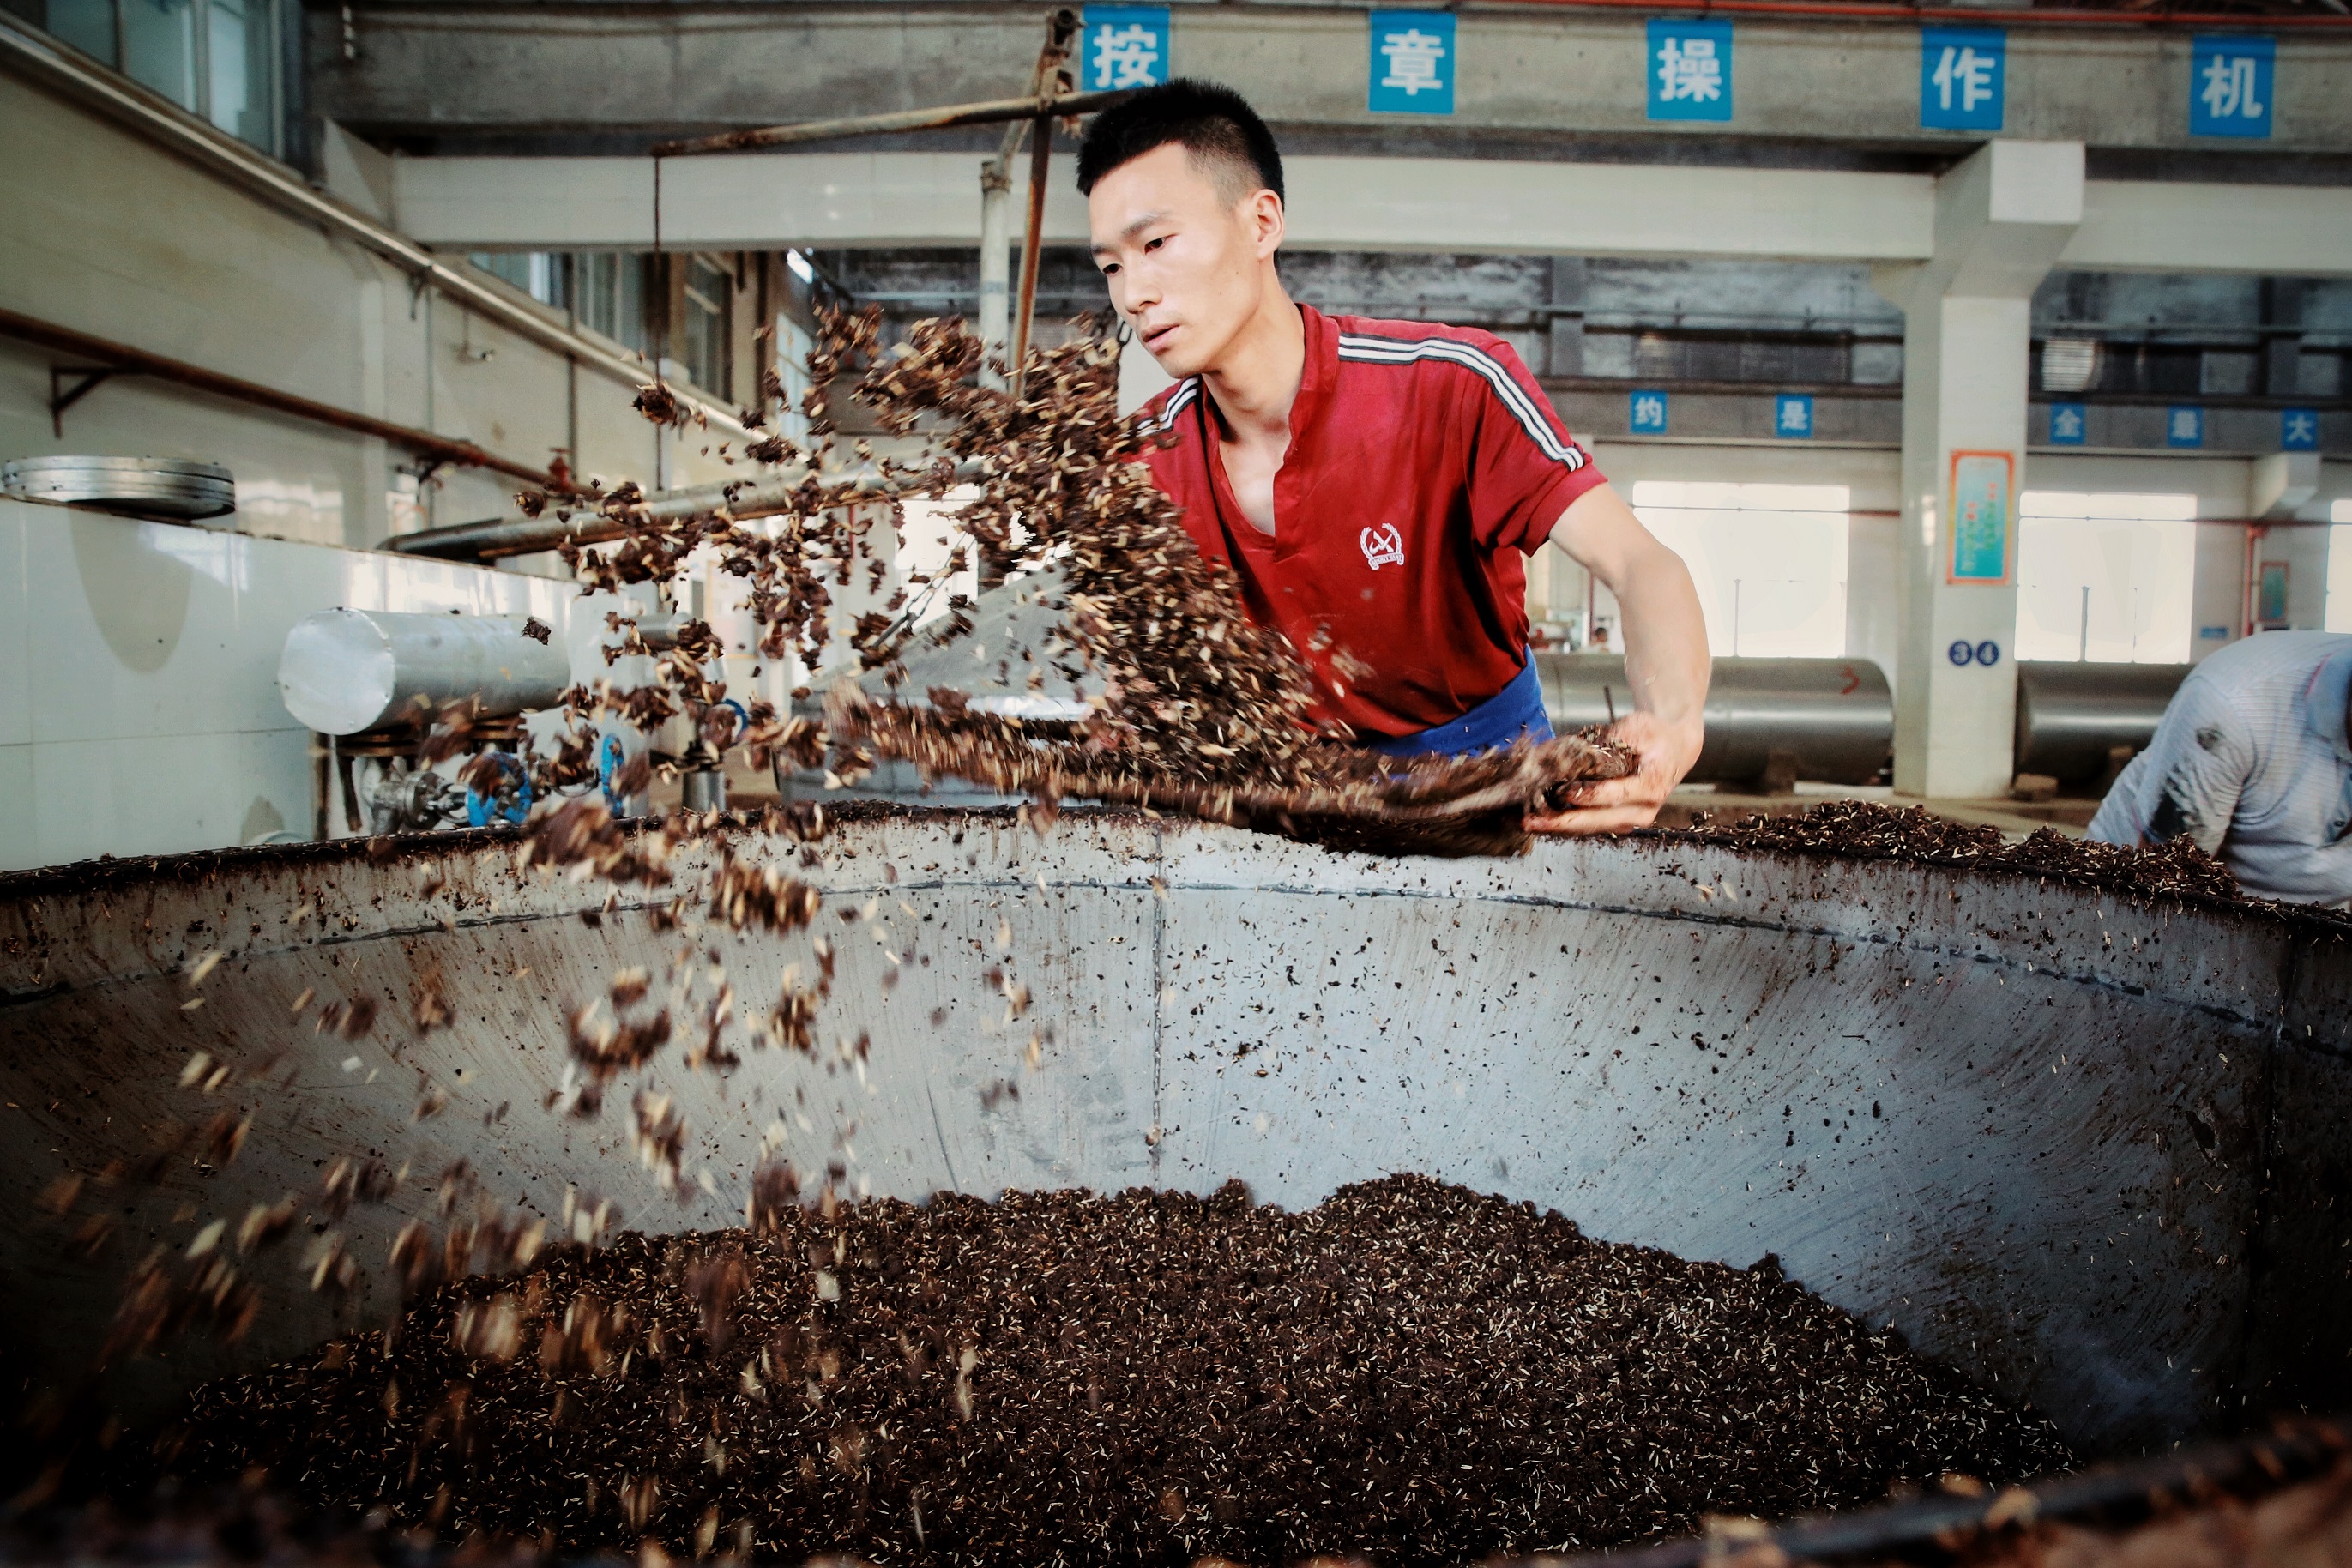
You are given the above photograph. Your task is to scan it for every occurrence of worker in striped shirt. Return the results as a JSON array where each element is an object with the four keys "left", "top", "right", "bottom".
[{"left": 2087, "top": 630, "right": 2352, "bottom": 907}]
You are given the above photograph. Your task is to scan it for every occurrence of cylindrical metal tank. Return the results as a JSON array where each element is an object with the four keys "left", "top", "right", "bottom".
[
  {"left": 278, "top": 608, "right": 571, "bottom": 735},
  {"left": 0, "top": 815, "right": 2344, "bottom": 1470},
  {"left": 2014, "top": 661, "right": 2192, "bottom": 785},
  {"left": 1539, "top": 653, "right": 1892, "bottom": 784}
]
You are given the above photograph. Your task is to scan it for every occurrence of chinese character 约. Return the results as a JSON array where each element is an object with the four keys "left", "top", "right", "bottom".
[
  {"left": 2171, "top": 408, "right": 2201, "bottom": 442},
  {"left": 1379, "top": 27, "right": 1447, "bottom": 94},
  {"left": 1656, "top": 36, "right": 1722, "bottom": 103},
  {"left": 2286, "top": 410, "right": 2318, "bottom": 444},
  {"left": 1092, "top": 21, "right": 1162, "bottom": 89},
  {"left": 2200, "top": 51, "right": 2263, "bottom": 121},
  {"left": 1932, "top": 45, "right": 1996, "bottom": 113},
  {"left": 1633, "top": 393, "right": 1666, "bottom": 429},
  {"left": 1779, "top": 399, "right": 1811, "bottom": 433},
  {"left": 2052, "top": 406, "right": 2084, "bottom": 440}
]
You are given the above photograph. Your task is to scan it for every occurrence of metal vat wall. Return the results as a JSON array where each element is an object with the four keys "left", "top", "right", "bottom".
[
  {"left": 1538, "top": 654, "right": 1893, "bottom": 785},
  {"left": 0, "top": 813, "right": 2343, "bottom": 1459},
  {"left": 2013, "top": 662, "right": 2192, "bottom": 785}
]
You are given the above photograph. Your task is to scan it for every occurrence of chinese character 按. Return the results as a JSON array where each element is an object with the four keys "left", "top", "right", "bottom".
[{"left": 1092, "top": 22, "right": 1161, "bottom": 90}]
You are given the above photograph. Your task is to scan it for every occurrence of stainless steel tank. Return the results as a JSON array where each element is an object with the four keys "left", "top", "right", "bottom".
[
  {"left": 0, "top": 813, "right": 2344, "bottom": 1469},
  {"left": 2014, "top": 661, "right": 2192, "bottom": 786},
  {"left": 1539, "top": 654, "right": 1892, "bottom": 785}
]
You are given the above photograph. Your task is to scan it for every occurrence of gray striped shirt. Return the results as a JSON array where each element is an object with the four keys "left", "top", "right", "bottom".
[{"left": 2087, "top": 630, "right": 2352, "bottom": 906}]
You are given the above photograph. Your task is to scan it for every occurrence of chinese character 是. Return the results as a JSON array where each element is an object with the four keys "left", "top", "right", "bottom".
[
  {"left": 1379, "top": 27, "right": 1447, "bottom": 94},
  {"left": 1656, "top": 37, "right": 1722, "bottom": 103},
  {"left": 1092, "top": 22, "right": 1161, "bottom": 89},
  {"left": 1779, "top": 399, "right": 1810, "bottom": 433},
  {"left": 2199, "top": 51, "right": 2264, "bottom": 121},
  {"left": 1932, "top": 45, "right": 1996, "bottom": 113},
  {"left": 2053, "top": 406, "right": 2084, "bottom": 440},
  {"left": 2171, "top": 408, "right": 2201, "bottom": 442},
  {"left": 1633, "top": 394, "right": 1666, "bottom": 428}
]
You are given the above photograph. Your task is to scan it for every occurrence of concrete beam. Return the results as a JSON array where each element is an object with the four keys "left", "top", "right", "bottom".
[
  {"left": 317, "top": 3, "right": 2352, "bottom": 156},
  {"left": 395, "top": 151, "right": 2352, "bottom": 275}
]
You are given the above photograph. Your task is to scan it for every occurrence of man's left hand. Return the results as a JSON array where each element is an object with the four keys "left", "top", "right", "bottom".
[{"left": 1527, "top": 709, "right": 1704, "bottom": 835}]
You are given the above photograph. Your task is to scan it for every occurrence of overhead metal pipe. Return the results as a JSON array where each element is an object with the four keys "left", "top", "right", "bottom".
[
  {"left": 385, "top": 458, "right": 993, "bottom": 562},
  {"left": 278, "top": 609, "right": 572, "bottom": 736},
  {"left": 1499, "top": 0, "right": 2347, "bottom": 27},
  {"left": 0, "top": 306, "right": 568, "bottom": 491},
  {"left": 650, "top": 87, "right": 1130, "bottom": 159}
]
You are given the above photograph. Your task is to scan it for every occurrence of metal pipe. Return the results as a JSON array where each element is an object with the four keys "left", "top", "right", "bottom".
[
  {"left": 2013, "top": 660, "right": 2190, "bottom": 785},
  {"left": 1498, "top": 0, "right": 2348, "bottom": 27},
  {"left": 650, "top": 87, "right": 1132, "bottom": 158},
  {"left": 385, "top": 458, "right": 993, "bottom": 562},
  {"left": 1012, "top": 118, "right": 1053, "bottom": 395},
  {"left": 1539, "top": 652, "right": 1893, "bottom": 786},
  {"left": 0, "top": 305, "right": 566, "bottom": 491},
  {"left": 0, "top": 11, "right": 751, "bottom": 442},
  {"left": 277, "top": 609, "right": 571, "bottom": 736},
  {"left": 978, "top": 158, "right": 1014, "bottom": 389}
]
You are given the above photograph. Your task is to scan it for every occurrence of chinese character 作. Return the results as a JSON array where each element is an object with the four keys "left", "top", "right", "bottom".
[
  {"left": 1933, "top": 44, "right": 1997, "bottom": 114},
  {"left": 1657, "top": 36, "right": 1722, "bottom": 103},
  {"left": 1380, "top": 27, "right": 1448, "bottom": 94},
  {"left": 1092, "top": 22, "right": 1162, "bottom": 89}
]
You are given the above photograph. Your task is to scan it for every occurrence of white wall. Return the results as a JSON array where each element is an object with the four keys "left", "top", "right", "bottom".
[{"left": 0, "top": 497, "right": 574, "bottom": 871}]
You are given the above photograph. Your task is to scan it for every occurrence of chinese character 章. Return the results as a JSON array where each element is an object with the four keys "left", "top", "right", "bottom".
[{"left": 1380, "top": 27, "right": 1447, "bottom": 93}]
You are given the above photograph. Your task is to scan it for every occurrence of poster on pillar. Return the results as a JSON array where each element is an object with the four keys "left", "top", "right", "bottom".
[
  {"left": 1083, "top": 7, "right": 1170, "bottom": 92},
  {"left": 1947, "top": 450, "right": 2014, "bottom": 585}
]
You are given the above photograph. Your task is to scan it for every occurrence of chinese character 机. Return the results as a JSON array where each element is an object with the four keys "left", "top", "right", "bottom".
[
  {"left": 1932, "top": 45, "right": 1996, "bottom": 114},
  {"left": 1657, "top": 36, "right": 1722, "bottom": 104},
  {"left": 1092, "top": 22, "right": 1161, "bottom": 89},
  {"left": 2199, "top": 51, "right": 2264, "bottom": 121},
  {"left": 1380, "top": 27, "right": 1447, "bottom": 94}
]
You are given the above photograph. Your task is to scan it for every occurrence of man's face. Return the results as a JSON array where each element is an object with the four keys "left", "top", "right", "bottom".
[{"left": 1088, "top": 142, "right": 1282, "bottom": 380}]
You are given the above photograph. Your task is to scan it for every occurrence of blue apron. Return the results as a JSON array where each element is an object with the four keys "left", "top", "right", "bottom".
[{"left": 1366, "top": 655, "right": 1553, "bottom": 760}]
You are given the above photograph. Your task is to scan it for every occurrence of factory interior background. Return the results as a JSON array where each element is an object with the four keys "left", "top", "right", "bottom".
[{"left": 0, "top": 0, "right": 2347, "bottom": 863}]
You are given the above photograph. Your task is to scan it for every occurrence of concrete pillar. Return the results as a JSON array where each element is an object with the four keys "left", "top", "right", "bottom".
[
  {"left": 977, "top": 159, "right": 1012, "bottom": 389},
  {"left": 1873, "top": 141, "right": 2083, "bottom": 799}
]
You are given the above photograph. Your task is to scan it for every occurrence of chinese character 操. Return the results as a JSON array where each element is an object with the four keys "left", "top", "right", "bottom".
[
  {"left": 1380, "top": 27, "right": 1447, "bottom": 93},
  {"left": 1932, "top": 45, "right": 1997, "bottom": 114},
  {"left": 1657, "top": 36, "right": 1722, "bottom": 103},
  {"left": 2199, "top": 51, "right": 2264, "bottom": 121}
]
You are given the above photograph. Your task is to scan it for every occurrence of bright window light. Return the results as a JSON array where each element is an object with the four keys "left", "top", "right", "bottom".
[
  {"left": 786, "top": 250, "right": 816, "bottom": 285},
  {"left": 2332, "top": 498, "right": 2352, "bottom": 524},
  {"left": 2015, "top": 492, "right": 2198, "bottom": 663},
  {"left": 1629, "top": 482, "right": 1852, "bottom": 658},
  {"left": 2328, "top": 525, "right": 2352, "bottom": 633}
]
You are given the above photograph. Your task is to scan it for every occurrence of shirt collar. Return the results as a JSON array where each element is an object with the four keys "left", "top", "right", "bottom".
[
  {"left": 2313, "top": 645, "right": 2352, "bottom": 759},
  {"left": 1290, "top": 303, "right": 1335, "bottom": 443}
]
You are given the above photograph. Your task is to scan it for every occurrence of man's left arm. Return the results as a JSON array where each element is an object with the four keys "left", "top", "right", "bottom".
[{"left": 1526, "top": 482, "right": 1709, "bottom": 835}]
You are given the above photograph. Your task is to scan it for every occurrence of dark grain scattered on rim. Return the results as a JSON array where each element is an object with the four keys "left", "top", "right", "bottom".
[{"left": 146, "top": 1175, "right": 2073, "bottom": 1567}]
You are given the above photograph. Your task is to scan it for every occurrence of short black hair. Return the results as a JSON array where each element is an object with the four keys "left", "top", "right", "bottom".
[{"left": 1075, "top": 79, "right": 1284, "bottom": 204}]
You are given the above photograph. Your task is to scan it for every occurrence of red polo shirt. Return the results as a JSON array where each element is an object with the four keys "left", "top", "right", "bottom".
[{"left": 1137, "top": 304, "right": 1607, "bottom": 739}]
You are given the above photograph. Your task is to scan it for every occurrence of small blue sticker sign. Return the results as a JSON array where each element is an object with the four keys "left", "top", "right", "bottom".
[
  {"left": 2167, "top": 407, "right": 2205, "bottom": 449},
  {"left": 1648, "top": 20, "right": 1733, "bottom": 122},
  {"left": 1368, "top": 11, "right": 1455, "bottom": 115},
  {"left": 2048, "top": 401, "right": 2087, "bottom": 447},
  {"left": 1630, "top": 389, "right": 1669, "bottom": 434},
  {"left": 1082, "top": 7, "right": 1169, "bottom": 90},
  {"left": 2190, "top": 36, "right": 2272, "bottom": 139},
  {"left": 1921, "top": 27, "right": 2005, "bottom": 131},
  {"left": 2283, "top": 407, "right": 2319, "bottom": 451},
  {"left": 1774, "top": 393, "right": 1813, "bottom": 439}
]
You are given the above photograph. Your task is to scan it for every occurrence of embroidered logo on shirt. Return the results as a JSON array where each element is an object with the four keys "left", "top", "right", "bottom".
[{"left": 1360, "top": 524, "right": 1406, "bottom": 570}]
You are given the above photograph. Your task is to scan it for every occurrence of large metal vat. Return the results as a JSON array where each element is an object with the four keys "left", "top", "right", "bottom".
[
  {"left": 2013, "top": 661, "right": 2192, "bottom": 786},
  {"left": 0, "top": 812, "right": 2344, "bottom": 1478},
  {"left": 1539, "top": 654, "right": 1893, "bottom": 785}
]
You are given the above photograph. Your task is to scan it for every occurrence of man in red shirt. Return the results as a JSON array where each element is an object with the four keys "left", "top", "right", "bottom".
[{"left": 1080, "top": 81, "right": 1709, "bottom": 832}]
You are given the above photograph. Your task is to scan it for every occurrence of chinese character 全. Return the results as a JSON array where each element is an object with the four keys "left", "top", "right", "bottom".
[
  {"left": 1092, "top": 22, "right": 1162, "bottom": 89},
  {"left": 2052, "top": 406, "right": 2084, "bottom": 440},
  {"left": 1379, "top": 27, "right": 1447, "bottom": 94},
  {"left": 1932, "top": 45, "right": 1996, "bottom": 113},
  {"left": 2200, "top": 51, "right": 2263, "bottom": 121},
  {"left": 1656, "top": 37, "right": 1722, "bottom": 103}
]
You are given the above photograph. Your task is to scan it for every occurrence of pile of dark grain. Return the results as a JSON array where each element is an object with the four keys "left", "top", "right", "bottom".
[{"left": 148, "top": 1175, "right": 2073, "bottom": 1567}]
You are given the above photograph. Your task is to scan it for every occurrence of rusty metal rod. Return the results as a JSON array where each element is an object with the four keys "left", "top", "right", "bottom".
[
  {"left": 1010, "top": 117, "right": 1055, "bottom": 397},
  {"left": 385, "top": 458, "right": 993, "bottom": 562},
  {"left": 651, "top": 87, "right": 1131, "bottom": 158},
  {"left": 0, "top": 305, "right": 566, "bottom": 491}
]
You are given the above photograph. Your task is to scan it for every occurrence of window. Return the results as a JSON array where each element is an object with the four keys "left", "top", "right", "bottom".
[
  {"left": 682, "top": 256, "right": 733, "bottom": 400},
  {"left": 577, "top": 253, "right": 648, "bottom": 354},
  {"left": 468, "top": 252, "right": 567, "bottom": 310},
  {"left": 42, "top": 0, "right": 283, "bottom": 156},
  {"left": 2327, "top": 523, "right": 2352, "bottom": 634},
  {"left": 1628, "top": 481, "right": 1851, "bottom": 658},
  {"left": 775, "top": 316, "right": 814, "bottom": 443},
  {"left": 2015, "top": 492, "right": 2197, "bottom": 663}
]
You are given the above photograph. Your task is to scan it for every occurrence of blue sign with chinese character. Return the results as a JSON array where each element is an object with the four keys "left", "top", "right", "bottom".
[
  {"left": 2048, "top": 401, "right": 2087, "bottom": 447},
  {"left": 1082, "top": 7, "right": 1168, "bottom": 91},
  {"left": 1368, "top": 11, "right": 1455, "bottom": 115},
  {"left": 1774, "top": 393, "right": 1813, "bottom": 439},
  {"left": 2283, "top": 407, "right": 2319, "bottom": 451},
  {"left": 1629, "top": 389, "right": 1669, "bottom": 434},
  {"left": 2190, "top": 36, "right": 2272, "bottom": 139},
  {"left": 1921, "top": 27, "right": 2005, "bottom": 131},
  {"left": 1648, "top": 20, "right": 1733, "bottom": 122},
  {"left": 2167, "top": 406, "right": 2205, "bottom": 449}
]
